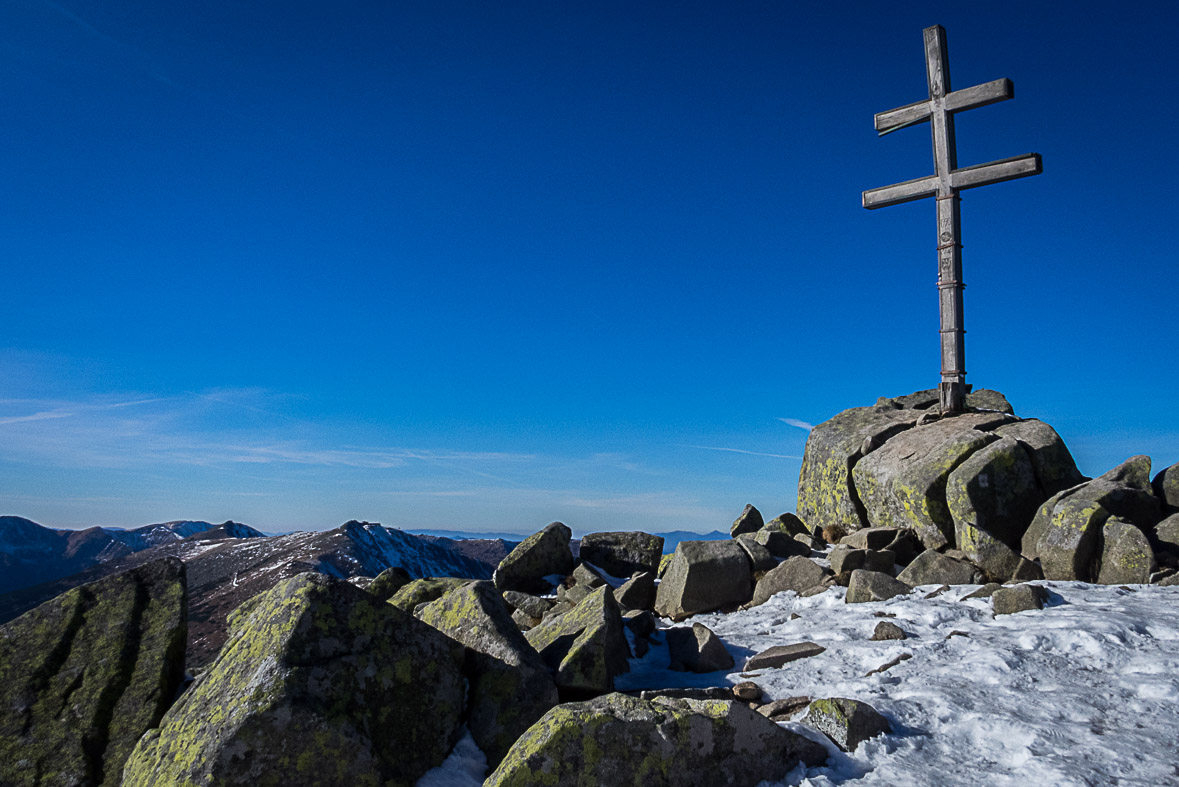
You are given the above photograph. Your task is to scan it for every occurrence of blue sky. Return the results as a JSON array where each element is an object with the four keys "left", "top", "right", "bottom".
[{"left": 2, "top": 1, "right": 1177, "bottom": 534}]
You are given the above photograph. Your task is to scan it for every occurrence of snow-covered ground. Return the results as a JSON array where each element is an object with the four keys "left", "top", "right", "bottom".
[{"left": 421, "top": 580, "right": 1179, "bottom": 786}]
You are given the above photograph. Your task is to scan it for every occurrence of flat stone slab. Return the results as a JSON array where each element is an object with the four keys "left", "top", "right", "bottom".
[{"left": 743, "top": 642, "right": 826, "bottom": 671}]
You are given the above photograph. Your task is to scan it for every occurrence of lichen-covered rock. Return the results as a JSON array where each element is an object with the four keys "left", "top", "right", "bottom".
[
  {"left": 122, "top": 572, "right": 465, "bottom": 787},
  {"left": 1031, "top": 456, "right": 1162, "bottom": 581},
  {"left": 797, "top": 406, "right": 924, "bottom": 535},
  {"left": 803, "top": 697, "right": 892, "bottom": 752},
  {"left": 366, "top": 565, "right": 412, "bottom": 600},
  {"left": 388, "top": 576, "right": 473, "bottom": 613},
  {"left": 992, "top": 583, "right": 1049, "bottom": 615},
  {"left": 993, "top": 419, "right": 1085, "bottom": 496},
  {"left": 0, "top": 558, "right": 186, "bottom": 787},
  {"left": 846, "top": 570, "right": 912, "bottom": 603},
  {"left": 525, "top": 585, "right": 629, "bottom": 695},
  {"left": 666, "top": 623, "right": 734, "bottom": 673},
  {"left": 896, "top": 549, "right": 982, "bottom": 586},
  {"left": 579, "top": 531, "right": 664, "bottom": 578},
  {"left": 654, "top": 540, "right": 753, "bottom": 620},
  {"left": 946, "top": 435, "right": 1044, "bottom": 580},
  {"left": 1096, "top": 519, "right": 1156, "bottom": 585},
  {"left": 484, "top": 693, "right": 826, "bottom": 787},
  {"left": 749, "top": 556, "right": 831, "bottom": 607},
  {"left": 730, "top": 504, "right": 764, "bottom": 537},
  {"left": 493, "top": 522, "right": 575, "bottom": 594},
  {"left": 417, "top": 580, "right": 558, "bottom": 767},
  {"left": 657, "top": 552, "right": 674, "bottom": 578},
  {"left": 853, "top": 413, "right": 1015, "bottom": 550},
  {"left": 1154, "top": 462, "right": 1179, "bottom": 514},
  {"left": 614, "top": 571, "right": 656, "bottom": 612}
]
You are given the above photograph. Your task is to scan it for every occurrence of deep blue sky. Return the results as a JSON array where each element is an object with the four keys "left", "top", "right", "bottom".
[{"left": 3, "top": 1, "right": 1177, "bottom": 534}]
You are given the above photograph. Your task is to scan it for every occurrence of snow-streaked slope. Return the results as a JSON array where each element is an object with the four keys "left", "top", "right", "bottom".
[
  {"left": 424, "top": 581, "right": 1179, "bottom": 786},
  {"left": 619, "top": 581, "right": 1179, "bottom": 786}
]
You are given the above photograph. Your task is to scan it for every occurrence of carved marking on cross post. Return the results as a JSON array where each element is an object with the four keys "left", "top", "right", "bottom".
[{"left": 862, "top": 25, "right": 1041, "bottom": 414}]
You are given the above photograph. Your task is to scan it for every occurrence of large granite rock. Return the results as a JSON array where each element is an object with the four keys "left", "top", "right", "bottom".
[
  {"left": 853, "top": 412, "right": 1015, "bottom": 549},
  {"left": 366, "top": 565, "right": 412, "bottom": 601},
  {"left": 493, "top": 522, "right": 575, "bottom": 594},
  {"left": 666, "top": 623, "right": 734, "bottom": 673},
  {"left": 122, "top": 573, "right": 465, "bottom": 786},
  {"left": 578, "top": 531, "right": 664, "bottom": 577},
  {"left": 846, "top": 570, "right": 912, "bottom": 603},
  {"left": 730, "top": 504, "right": 764, "bottom": 538},
  {"left": 388, "top": 576, "right": 473, "bottom": 613},
  {"left": 654, "top": 540, "right": 753, "bottom": 620},
  {"left": 797, "top": 405, "right": 923, "bottom": 535},
  {"left": 1026, "top": 456, "right": 1162, "bottom": 581},
  {"left": 797, "top": 389, "right": 1013, "bottom": 537},
  {"left": 524, "top": 585, "right": 630, "bottom": 695},
  {"left": 1154, "top": 462, "right": 1179, "bottom": 514},
  {"left": 993, "top": 419, "right": 1085, "bottom": 496},
  {"left": 1095, "top": 519, "right": 1155, "bottom": 585},
  {"left": 614, "top": 571, "right": 656, "bottom": 612},
  {"left": 803, "top": 697, "right": 892, "bottom": 752},
  {"left": 896, "top": 549, "right": 982, "bottom": 586},
  {"left": 1156, "top": 514, "right": 1179, "bottom": 558},
  {"left": 484, "top": 693, "right": 826, "bottom": 787},
  {"left": 0, "top": 558, "right": 187, "bottom": 787},
  {"left": 417, "top": 580, "right": 559, "bottom": 767},
  {"left": 992, "top": 584, "right": 1049, "bottom": 615},
  {"left": 946, "top": 435, "right": 1044, "bottom": 580},
  {"left": 749, "top": 556, "right": 831, "bottom": 607}
]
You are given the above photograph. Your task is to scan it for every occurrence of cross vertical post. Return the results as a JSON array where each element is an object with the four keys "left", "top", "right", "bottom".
[
  {"left": 862, "top": 25, "right": 1042, "bottom": 414},
  {"left": 926, "top": 26, "right": 967, "bottom": 413}
]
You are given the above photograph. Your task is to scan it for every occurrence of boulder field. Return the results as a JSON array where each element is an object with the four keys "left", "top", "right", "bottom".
[{"left": 1, "top": 389, "right": 1176, "bottom": 785}]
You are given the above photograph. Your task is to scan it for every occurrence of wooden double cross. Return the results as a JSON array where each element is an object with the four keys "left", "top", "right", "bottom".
[{"left": 863, "top": 25, "right": 1041, "bottom": 414}]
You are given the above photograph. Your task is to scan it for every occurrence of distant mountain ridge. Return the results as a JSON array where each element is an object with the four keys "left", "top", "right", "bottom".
[
  {"left": 0, "top": 516, "right": 265, "bottom": 596},
  {"left": 0, "top": 518, "right": 500, "bottom": 668}
]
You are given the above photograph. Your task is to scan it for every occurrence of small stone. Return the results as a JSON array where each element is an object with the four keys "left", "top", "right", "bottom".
[
  {"left": 864, "top": 652, "right": 912, "bottom": 676},
  {"left": 732, "top": 681, "right": 763, "bottom": 702},
  {"left": 743, "top": 642, "right": 826, "bottom": 671},
  {"left": 869, "top": 621, "right": 906, "bottom": 641},
  {"left": 992, "top": 584, "right": 1049, "bottom": 615},
  {"left": 804, "top": 697, "right": 892, "bottom": 752},
  {"left": 757, "top": 696, "right": 811, "bottom": 719}
]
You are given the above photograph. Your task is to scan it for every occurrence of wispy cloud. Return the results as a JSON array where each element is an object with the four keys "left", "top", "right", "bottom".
[
  {"left": 777, "top": 417, "right": 815, "bottom": 432},
  {"left": 682, "top": 444, "right": 802, "bottom": 460},
  {"left": 0, "top": 410, "right": 73, "bottom": 426}
]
